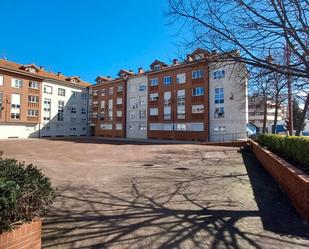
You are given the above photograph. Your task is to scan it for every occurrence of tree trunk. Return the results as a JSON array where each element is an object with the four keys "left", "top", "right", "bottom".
[
  {"left": 272, "top": 94, "right": 279, "bottom": 134},
  {"left": 262, "top": 98, "right": 268, "bottom": 133},
  {"left": 295, "top": 93, "right": 309, "bottom": 136}
]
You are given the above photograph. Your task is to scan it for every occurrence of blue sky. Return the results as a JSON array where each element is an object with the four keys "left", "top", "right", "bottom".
[{"left": 0, "top": 0, "right": 183, "bottom": 83}]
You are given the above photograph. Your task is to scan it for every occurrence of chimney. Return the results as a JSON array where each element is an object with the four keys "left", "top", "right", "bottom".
[
  {"left": 39, "top": 66, "right": 44, "bottom": 70},
  {"left": 173, "top": 59, "right": 179, "bottom": 65},
  {"left": 57, "top": 72, "right": 62, "bottom": 76},
  {"left": 138, "top": 67, "right": 144, "bottom": 74}
]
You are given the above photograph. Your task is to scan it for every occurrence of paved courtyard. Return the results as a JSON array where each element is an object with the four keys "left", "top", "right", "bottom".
[{"left": 0, "top": 138, "right": 308, "bottom": 249}]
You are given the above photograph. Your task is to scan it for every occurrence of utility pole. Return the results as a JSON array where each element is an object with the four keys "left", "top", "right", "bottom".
[{"left": 286, "top": 43, "right": 293, "bottom": 135}]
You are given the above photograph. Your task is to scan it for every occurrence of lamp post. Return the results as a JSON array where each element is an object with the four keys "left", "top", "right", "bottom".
[{"left": 267, "top": 41, "right": 293, "bottom": 135}]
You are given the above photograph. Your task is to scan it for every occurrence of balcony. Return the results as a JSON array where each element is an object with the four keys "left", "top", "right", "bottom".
[
  {"left": 28, "top": 102, "right": 39, "bottom": 108},
  {"left": 28, "top": 88, "right": 40, "bottom": 94},
  {"left": 192, "top": 78, "right": 205, "bottom": 85},
  {"left": 27, "top": 116, "right": 39, "bottom": 122}
]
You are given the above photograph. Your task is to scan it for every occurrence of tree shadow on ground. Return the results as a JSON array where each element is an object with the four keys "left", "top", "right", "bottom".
[{"left": 42, "top": 152, "right": 309, "bottom": 249}]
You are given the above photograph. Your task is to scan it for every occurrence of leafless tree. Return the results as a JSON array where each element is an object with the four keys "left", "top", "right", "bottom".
[{"left": 166, "top": 0, "right": 309, "bottom": 135}]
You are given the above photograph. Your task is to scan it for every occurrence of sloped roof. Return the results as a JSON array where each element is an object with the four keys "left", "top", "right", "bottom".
[{"left": 0, "top": 59, "right": 91, "bottom": 87}]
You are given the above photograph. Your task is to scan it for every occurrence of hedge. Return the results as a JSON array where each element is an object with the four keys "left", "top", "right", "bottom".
[
  {"left": 0, "top": 154, "right": 55, "bottom": 232},
  {"left": 257, "top": 134, "right": 309, "bottom": 174}
]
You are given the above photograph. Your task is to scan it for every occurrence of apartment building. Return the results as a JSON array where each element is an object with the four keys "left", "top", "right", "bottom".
[
  {"left": 126, "top": 70, "right": 148, "bottom": 139},
  {"left": 90, "top": 48, "right": 248, "bottom": 141},
  {"left": 40, "top": 76, "right": 89, "bottom": 137},
  {"left": 91, "top": 70, "right": 133, "bottom": 137},
  {"left": 209, "top": 60, "right": 248, "bottom": 141},
  {"left": 0, "top": 59, "right": 90, "bottom": 139},
  {"left": 147, "top": 49, "right": 210, "bottom": 141},
  {"left": 249, "top": 95, "right": 287, "bottom": 132}
]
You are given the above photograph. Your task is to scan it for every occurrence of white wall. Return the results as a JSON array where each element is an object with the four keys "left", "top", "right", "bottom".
[
  {"left": 126, "top": 75, "right": 148, "bottom": 139},
  {"left": 209, "top": 62, "right": 248, "bottom": 142},
  {"left": 40, "top": 80, "right": 89, "bottom": 137},
  {"left": 0, "top": 123, "right": 40, "bottom": 139}
]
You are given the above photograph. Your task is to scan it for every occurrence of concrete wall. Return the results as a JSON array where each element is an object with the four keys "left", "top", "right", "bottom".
[
  {"left": 126, "top": 75, "right": 148, "bottom": 139},
  {"left": 209, "top": 62, "right": 248, "bottom": 142},
  {"left": 0, "top": 123, "right": 40, "bottom": 138},
  {"left": 40, "top": 80, "right": 89, "bottom": 137}
]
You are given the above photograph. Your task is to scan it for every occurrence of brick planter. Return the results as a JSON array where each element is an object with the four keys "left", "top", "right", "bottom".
[
  {"left": 251, "top": 140, "right": 309, "bottom": 221},
  {"left": 0, "top": 218, "right": 41, "bottom": 249}
]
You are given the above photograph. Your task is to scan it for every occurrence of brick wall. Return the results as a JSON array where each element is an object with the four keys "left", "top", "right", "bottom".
[
  {"left": 0, "top": 218, "right": 41, "bottom": 249},
  {"left": 251, "top": 140, "right": 309, "bottom": 221}
]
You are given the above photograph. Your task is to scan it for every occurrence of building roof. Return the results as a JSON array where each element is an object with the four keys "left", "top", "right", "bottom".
[{"left": 0, "top": 59, "right": 91, "bottom": 87}]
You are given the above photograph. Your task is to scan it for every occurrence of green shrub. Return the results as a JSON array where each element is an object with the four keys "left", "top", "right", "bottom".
[
  {"left": 257, "top": 134, "right": 309, "bottom": 173},
  {"left": 0, "top": 156, "right": 55, "bottom": 232}
]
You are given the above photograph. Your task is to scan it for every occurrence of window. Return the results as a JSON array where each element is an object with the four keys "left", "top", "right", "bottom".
[
  {"left": 117, "top": 85, "right": 123, "bottom": 92},
  {"left": 100, "top": 124, "right": 113, "bottom": 130},
  {"left": 27, "top": 109, "right": 39, "bottom": 117},
  {"left": 190, "top": 123, "right": 204, "bottom": 131},
  {"left": 129, "top": 97, "right": 137, "bottom": 106},
  {"left": 109, "top": 87, "right": 114, "bottom": 95},
  {"left": 150, "top": 108, "right": 158, "bottom": 116},
  {"left": 214, "top": 126, "right": 226, "bottom": 132},
  {"left": 149, "top": 123, "right": 161, "bottom": 131},
  {"left": 129, "top": 110, "right": 136, "bottom": 119},
  {"left": 139, "top": 110, "right": 146, "bottom": 119},
  {"left": 43, "top": 99, "right": 51, "bottom": 121},
  {"left": 129, "top": 124, "right": 135, "bottom": 130},
  {"left": 215, "top": 87, "right": 224, "bottom": 104},
  {"left": 214, "top": 70, "right": 225, "bottom": 79},
  {"left": 150, "top": 93, "right": 158, "bottom": 101},
  {"left": 57, "top": 100, "right": 65, "bottom": 121},
  {"left": 72, "top": 91, "right": 78, "bottom": 99},
  {"left": 108, "top": 99, "right": 113, "bottom": 120},
  {"left": 129, "top": 85, "right": 135, "bottom": 93},
  {"left": 71, "top": 107, "right": 77, "bottom": 114},
  {"left": 176, "top": 73, "right": 186, "bottom": 84},
  {"left": 139, "top": 125, "right": 147, "bottom": 131},
  {"left": 195, "top": 53, "right": 205, "bottom": 61},
  {"left": 150, "top": 78, "right": 158, "bottom": 86},
  {"left": 164, "top": 91, "right": 171, "bottom": 120},
  {"left": 176, "top": 123, "right": 186, "bottom": 131},
  {"left": 81, "top": 93, "right": 87, "bottom": 100},
  {"left": 28, "top": 95, "right": 39, "bottom": 103},
  {"left": 139, "top": 96, "right": 146, "bottom": 105},
  {"left": 44, "top": 85, "right": 53, "bottom": 94},
  {"left": 58, "top": 88, "right": 66, "bottom": 96},
  {"left": 117, "top": 98, "right": 122, "bottom": 105},
  {"left": 163, "top": 76, "right": 172, "bottom": 85},
  {"left": 192, "top": 104, "right": 204, "bottom": 114},
  {"left": 0, "top": 92, "right": 3, "bottom": 108},
  {"left": 29, "top": 81, "right": 39, "bottom": 89},
  {"left": 154, "top": 65, "right": 161, "bottom": 70},
  {"left": 177, "top": 90, "right": 185, "bottom": 119},
  {"left": 192, "top": 70, "right": 204, "bottom": 79},
  {"left": 0, "top": 75, "right": 3, "bottom": 86},
  {"left": 139, "top": 83, "right": 147, "bottom": 92},
  {"left": 93, "top": 90, "right": 98, "bottom": 96},
  {"left": 11, "top": 79, "right": 23, "bottom": 88},
  {"left": 192, "top": 87, "right": 204, "bottom": 96},
  {"left": 100, "top": 100, "right": 105, "bottom": 112},
  {"left": 116, "top": 123, "right": 122, "bottom": 130},
  {"left": 11, "top": 94, "right": 21, "bottom": 119},
  {"left": 11, "top": 93, "right": 21, "bottom": 109},
  {"left": 116, "top": 110, "right": 122, "bottom": 117},
  {"left": 215, "top": 107, "right": 225, "bottom": 118},
  {"left": 81, "top": 107, "right": 87, "bottom": 115}
]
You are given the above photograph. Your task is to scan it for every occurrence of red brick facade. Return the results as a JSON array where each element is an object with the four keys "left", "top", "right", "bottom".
[
  {"left": 91, "top": 76, "right": 128, "bottom": 138},
  {"left": 251, "top": 140, "right": 309, "bottom": 221},
  {"left": 0, "top": 218, "right": 41, "bottom": 249},
  {"left": 147, "top": 60, "right": 209, "bottom": 141}
]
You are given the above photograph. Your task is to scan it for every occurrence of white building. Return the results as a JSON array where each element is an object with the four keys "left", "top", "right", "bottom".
[
  {"left": 209, "top": 61, "right": 248, "bottom": 142},
  {"left": 126, "top": 74, "right": 148, "bottom": 139},
  {"left": 40, "top": 77, "right": 89, "bottom": 137}
]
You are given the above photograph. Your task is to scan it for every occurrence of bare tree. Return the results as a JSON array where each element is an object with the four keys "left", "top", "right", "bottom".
[{"left": 167, "top": 0, "right": 309, "bottom": 135}]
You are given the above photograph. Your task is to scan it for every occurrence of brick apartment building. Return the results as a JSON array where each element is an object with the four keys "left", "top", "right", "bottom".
[
  {"left": 90, "top": 48, "right": 248, "bottom": 141},
  {"left": 91, "top": 70, "right": 134, "bottom": 137},
  {"left": 0, "top": 59, "right": 90, "bottom": 139}
]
